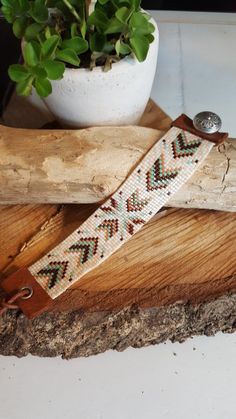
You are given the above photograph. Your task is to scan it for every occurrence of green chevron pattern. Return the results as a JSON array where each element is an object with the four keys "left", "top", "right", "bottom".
[
  {"left": 68, "top": 237, "right": 99, "bottom": 264},
  {"left": 172, "top": 132, "right": 201, "bottom": 158},
  {"left": 126, "top": 190, "right": 149, "bottom": 212},
  {"left": 146, "top": 155, "right": 179, "bottom": 191},
  {"left": 37, "top": 261, "right": 69, "bottom": 289},
  {"left": 96, "top": 219, "right": 119, "bottom": 240}
]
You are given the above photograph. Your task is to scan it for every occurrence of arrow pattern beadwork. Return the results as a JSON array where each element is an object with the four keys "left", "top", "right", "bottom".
[
  {"left": 68, "top": 237, "right": 99, "bottom": 264},
  {"left": 37, "top": 261, "right": 69, "bottom": 290},
  {"left": 172, "top": 132, "right": 202, "bottom": 158},
  {"left": 146, "top": 155, "right": 179, "bottom": 191},
  {"left": 96, "top": 219, "right": 119, "bottom": 241}
]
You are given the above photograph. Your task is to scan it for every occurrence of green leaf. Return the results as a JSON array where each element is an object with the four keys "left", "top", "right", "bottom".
[
  {"left": 31, "top": 65, "right": 47, "bottom": 78},
  {"left": 130, "top": 34, "right": 149, "bottom": 61},
  {"left": 107, "top": 0, "right": 124, "bottom": 9},
  {"left": 1, "top": 0, "right": 12, "bottom": 7},
  {"left": 35, "top": 77, "right": 52, "bottom": 97},
  {"left": 97, "top": 0, "right": 109, "bottom": 4},
  {"left": 105, "top": 17, "right": 125, "bottom": 34},
  {"left": 80, "top": 19, "right": 86, "bottom": 39},
  {"left": 61, "top": 37, "right": 88, "bottom": 54},
  {"left": 45, "top": 25, "right": 52, "bottom": 39},
  {"left": 42, "top": 35, "right": 60, "bottom": 59},
  {"left": 24, "top": 23, "right": 44, "bottom": 40},
  {"left": 146, "top": 22, "right": 155, "bottom": 33},
  {"left": 95, "top": 0, "right": 117, "bottom": 15},
  {"left": 56, "top": 49, "right": 80, "bottom": 66},
  {"left": 129, "top": 11, "right": 155, "bottom": 36},
  {"left": 89, "top": 33, "right": 106, "bottom": 52},
  {"left": 142, "top": 12, "right": 151, "bottom": 20},
  {"left": 23, "top": 41, "right": 40, "bottom": 66},
  {"left": 1, "top": 0, "right": 28, "bottom": 14},
  {"left": 115, "top": 7, "right": 133, "bottom": 23},
  {"left": 146, "top": 33, "right": 154, "bottom": 43},
  {"left": 1, "top": 6, "right": 14, "bottom": 23},
  {"left": 13, "top": 16, "right": 28, "bottom": 38},
  {"left": 129, "top": 11, "right": 155, "bottom": 33},
  {"left": 129, "top": 11, "right": 147, "bottom": 27},
  {"left": 88, "top": 9, "right": 109, "bottom": 31},
  {"left": 115, "top": 39, "right": 131, "bottom": 56},
  {"left": 71, "top": 22, "right": 78, "bottom": 38},
  {"left": 131, "top": 21, "right": 155, "bottom": 37},
  {"left": 130, "top": 0, "right": 140, "bottom": 11},
  {"left": 16, "top": 76, "right": 34, "bottom": 96},
  {"left": 5, "top": 0, "right": 29, "bottom": 16},
  {"left": 8, "top": 64, "right": 30, "bottom": 82},
  {"left": 42, "top": 60, "right": 65, "bottom": 79},
  {"left": 30, "top": 0, "right": 48, "bottom": 23},
  {"left": 17, "top": 0, "right": 29, "bottom": 13}
]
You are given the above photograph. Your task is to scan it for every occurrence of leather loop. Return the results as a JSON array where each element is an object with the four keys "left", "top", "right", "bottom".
[
  {"left": 0, "top": 268, "right": 52, "bottom": 318},
  {"left": 171, "top": 114, "right": 228, "bottom": 145}
]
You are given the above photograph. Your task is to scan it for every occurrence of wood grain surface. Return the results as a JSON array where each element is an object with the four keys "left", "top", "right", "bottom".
[{"left": 0, "top": 100, "right": 236, "bottom": 315}]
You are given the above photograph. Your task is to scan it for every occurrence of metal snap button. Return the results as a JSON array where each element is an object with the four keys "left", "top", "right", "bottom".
[{"left": 193, "top": 111, "right": 222, "bottom": 134}]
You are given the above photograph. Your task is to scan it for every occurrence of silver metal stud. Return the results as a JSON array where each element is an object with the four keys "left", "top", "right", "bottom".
[{"left": 193, "top": 111, "right": 222, "bottom": 134}]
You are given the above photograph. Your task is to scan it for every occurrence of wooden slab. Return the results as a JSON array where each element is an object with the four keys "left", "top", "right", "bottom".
[
  {"left": 0, "top": 98, "right": 236, "bottom": 358},
  {"left": 1, "top": 204, "right": 236, "bottom": 312}
]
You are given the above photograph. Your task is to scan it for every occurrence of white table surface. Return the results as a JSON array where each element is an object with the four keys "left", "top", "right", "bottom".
[{"left": 1, "top": 11, "right": 236, "bottom": 419}]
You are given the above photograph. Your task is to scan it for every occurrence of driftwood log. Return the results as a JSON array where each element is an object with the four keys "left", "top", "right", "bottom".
[
  {"left": 0, "top": 100, "right": 235, "bottom": 211},
  {"left": 0, "top": 98, "right": 236, "bottom": 358}
]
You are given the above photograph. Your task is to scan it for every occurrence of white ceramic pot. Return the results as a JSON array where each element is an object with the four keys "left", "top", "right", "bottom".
[{"left": 43, "top": 16, "right": 159, "bottom": 127}]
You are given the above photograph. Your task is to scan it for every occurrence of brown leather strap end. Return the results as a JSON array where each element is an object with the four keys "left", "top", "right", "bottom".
[
  {"left": 171, "top": 114, "right": 228, "bottom": 145},
  {"left": 1, "top": 268, "right": 52, "bottom": 319}
]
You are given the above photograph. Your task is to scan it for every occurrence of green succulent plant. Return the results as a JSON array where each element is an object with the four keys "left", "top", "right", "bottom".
[{"left": 0, "top": 0, "right": 155, "bottom": 97}]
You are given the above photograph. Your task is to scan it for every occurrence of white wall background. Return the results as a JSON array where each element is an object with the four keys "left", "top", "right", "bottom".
[{"left": 152, "top": 12, "right": 236, "bottom": 136}]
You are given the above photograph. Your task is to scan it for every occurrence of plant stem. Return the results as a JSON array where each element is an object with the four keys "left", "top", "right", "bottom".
[
  {"left": 84, "top": 0, "right": 88, "bottom": 20},
  {"left": 62, "top": 0, "right": 81, "bottom": 23}
]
